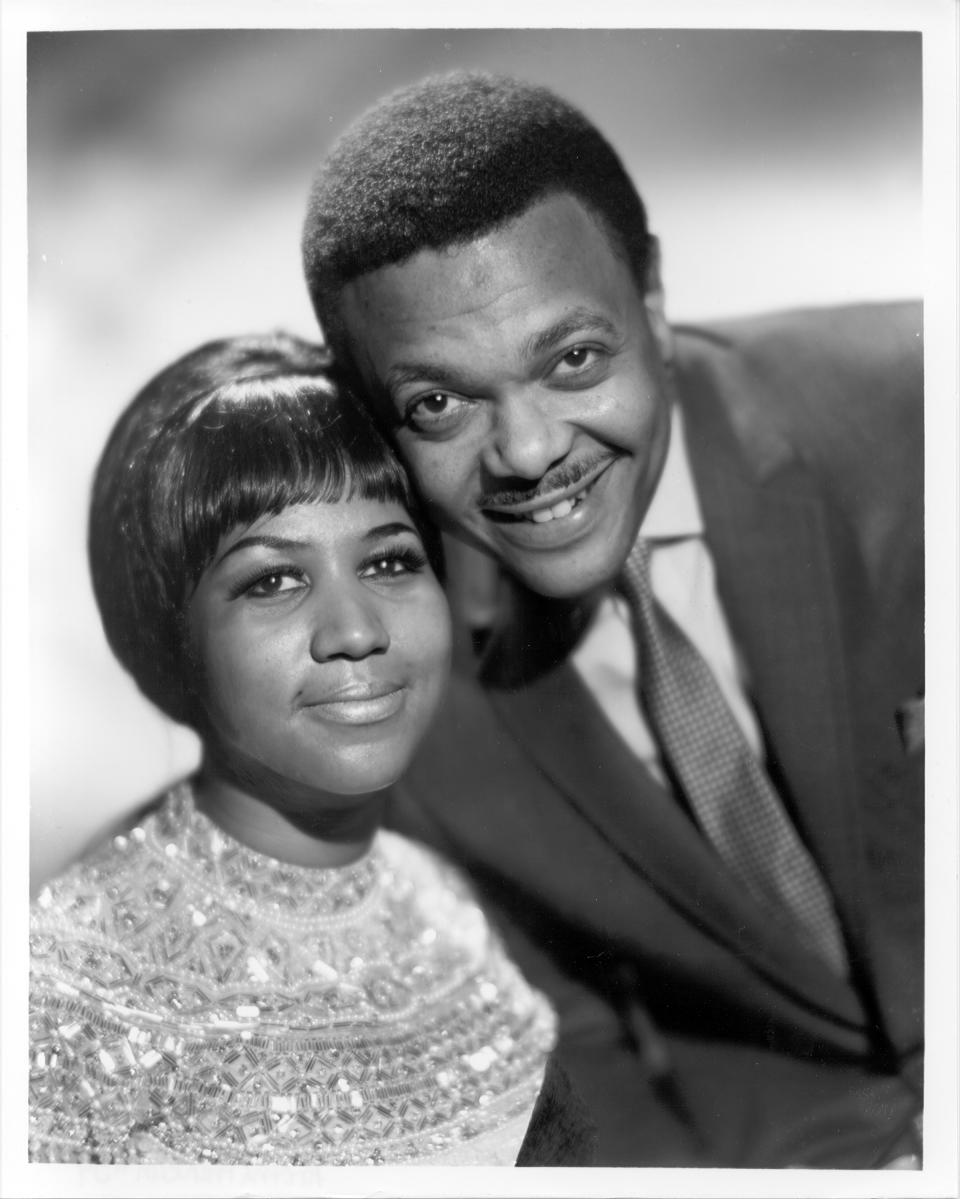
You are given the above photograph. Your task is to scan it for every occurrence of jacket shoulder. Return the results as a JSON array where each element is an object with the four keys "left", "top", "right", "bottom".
[
  {"left": 675, "top": 301, "right": 922, "bottom": 457},
  {"left": 676, "top": 302, "right": 923, "bottom": 582}
]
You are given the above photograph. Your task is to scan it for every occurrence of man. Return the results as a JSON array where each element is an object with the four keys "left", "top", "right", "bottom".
[{"left": 301, "top": 73, "right": 923, "bottom": 1167}]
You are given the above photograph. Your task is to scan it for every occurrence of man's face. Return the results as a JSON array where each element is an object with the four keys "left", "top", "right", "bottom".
[{"left": 340, "top": 193, "right": 673, "bottom": 599}]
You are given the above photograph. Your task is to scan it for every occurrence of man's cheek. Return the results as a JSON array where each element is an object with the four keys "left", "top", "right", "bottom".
[{"left": 409, "top": 453, "right": 463, "bottom": 508}]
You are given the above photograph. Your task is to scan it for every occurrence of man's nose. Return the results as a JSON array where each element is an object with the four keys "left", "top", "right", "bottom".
[
  {"left": 481, "top": 389, "right": 574, "bottom": 479},
  {"left": 308, "top": 584, "right": 390, "bottom": 662}
]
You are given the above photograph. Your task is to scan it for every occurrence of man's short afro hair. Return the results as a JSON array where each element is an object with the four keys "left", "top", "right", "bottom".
[{"left": 302, "top": 71, "right": 653, "bottom": 362}]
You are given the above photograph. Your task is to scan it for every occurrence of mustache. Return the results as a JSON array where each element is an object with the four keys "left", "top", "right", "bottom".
[{"left": 477, "top": 452, "right": 617, "bottom": 509}]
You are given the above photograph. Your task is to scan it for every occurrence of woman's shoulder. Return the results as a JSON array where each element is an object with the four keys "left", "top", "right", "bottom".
[
  {"left": 376, "top": 825, "right": 480, "bottom": 899},
  {"left": 30, "top": 784, "right": 200, "bottom": 1014},
  {"left": 374, "top": 826, "right": 558, "bottom": 1047},
  {"left": 374, "top": 827, "right": 530, "bottom": 980},
  {"left": 32, "top": 791, "right": 175, "bottom": 935}
]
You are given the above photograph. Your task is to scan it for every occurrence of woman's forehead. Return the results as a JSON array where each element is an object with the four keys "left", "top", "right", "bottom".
[{"left": 210, "top": 497, "right": 416, "bottom": 560}]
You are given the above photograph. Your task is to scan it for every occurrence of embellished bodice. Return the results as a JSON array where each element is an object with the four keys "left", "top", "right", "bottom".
[{"left": 29, "top": 784, "right": 555, "bottom": 1165}]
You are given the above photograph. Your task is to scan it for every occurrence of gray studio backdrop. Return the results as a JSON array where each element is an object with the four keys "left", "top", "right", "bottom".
[{"left": 29, "top": 28, "right": 921, "bottom": 888}]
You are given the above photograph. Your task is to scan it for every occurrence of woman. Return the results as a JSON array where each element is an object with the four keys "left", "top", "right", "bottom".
[{"left": 29, "top": 332, "right": 594, "bottom": 1165}]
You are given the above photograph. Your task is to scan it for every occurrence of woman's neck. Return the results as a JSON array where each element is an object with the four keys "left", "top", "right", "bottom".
[{"left": 192, "top": 761, "right": 384, "bottom": 869}]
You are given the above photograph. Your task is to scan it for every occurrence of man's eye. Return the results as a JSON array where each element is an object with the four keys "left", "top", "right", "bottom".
[
  {"left": 246, "top": 571, "right": 304, "bottom": 598},
  {"left": 548, "top": 344, "right": 610, "bottom": 389},
  {"left": 419, "top": 393, "right": 452, "bottom": 415},
  {"left": 406, "top": 392, "right": 470, "bottom": 430},
  {"left": 558, "top": 346, "right": 598, "bottom": 370}
]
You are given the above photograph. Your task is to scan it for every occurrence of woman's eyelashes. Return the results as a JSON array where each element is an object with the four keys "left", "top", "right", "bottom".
[
  {"left": 228, "top": 543, "right": 429, "bottom": 601},
  {"left": 358, "top": 544, "right": 428, "bottom": 580},
  {"left": 232, "top": 565, "right": 306, "bottom": 600}
]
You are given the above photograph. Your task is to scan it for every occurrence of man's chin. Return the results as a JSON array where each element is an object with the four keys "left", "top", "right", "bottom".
[
  {"left": 504, "top": 552, "right": 620, "bottom": 602},
  {"left": 440, "top": 519, "right": 628, "bottom": 600}
]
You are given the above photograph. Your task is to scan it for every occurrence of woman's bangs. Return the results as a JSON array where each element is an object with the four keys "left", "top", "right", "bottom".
[{"left": 176, "top": 392, "right": 412, "bottom": 577}]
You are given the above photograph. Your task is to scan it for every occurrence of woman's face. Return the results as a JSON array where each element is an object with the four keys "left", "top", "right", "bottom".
[{"left": 186, "top": 498, "right": 451, "bottom": 809}]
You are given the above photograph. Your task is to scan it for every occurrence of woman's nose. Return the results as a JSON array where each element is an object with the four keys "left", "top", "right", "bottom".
[{"left": 308, "top": 585, "right": 390, "bottom": 662}]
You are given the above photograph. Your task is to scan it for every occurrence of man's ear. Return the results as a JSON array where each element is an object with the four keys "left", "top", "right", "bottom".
[{"left": 642, "top": 236, "right": 674, "bottom": 364}]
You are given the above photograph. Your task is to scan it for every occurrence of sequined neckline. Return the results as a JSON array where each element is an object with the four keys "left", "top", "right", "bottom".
[
  {"left": 149, "top": 782, "right": 381, "bottom": 925},
  {"left": 31, "top": 786, "right": 557, "bottom": 1166}
]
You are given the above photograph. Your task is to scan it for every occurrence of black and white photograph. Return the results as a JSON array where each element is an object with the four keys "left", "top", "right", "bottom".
[{"left": 2, "top": 2, "right": 957, "bottom": 1196}]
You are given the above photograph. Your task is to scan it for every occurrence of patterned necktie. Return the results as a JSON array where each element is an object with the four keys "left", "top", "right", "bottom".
[{"left": 619, "top": 538, "right": 848, "bottom": 975}]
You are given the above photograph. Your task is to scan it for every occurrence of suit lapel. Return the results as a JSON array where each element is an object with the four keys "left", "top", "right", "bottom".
[
  {"left": 680, "top": 366, "right": 870, "bottom": 966},
  {"left": 487, "top": 657, "right": 864, "bottom": 1023}
]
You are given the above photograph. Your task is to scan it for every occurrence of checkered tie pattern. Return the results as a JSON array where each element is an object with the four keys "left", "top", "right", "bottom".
[{"left": 619, "top": 538, "right": 848, "bottom": 975}]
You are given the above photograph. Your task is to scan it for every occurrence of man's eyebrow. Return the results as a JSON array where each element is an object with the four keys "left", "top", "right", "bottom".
[
  {"left": 383, "top": 360, "right": 466, "bottom": 393},
  {"left": 381, "top": 308, "right": 619, "bottom": 394},
  {"left": 523, "top": 308, "right": 620, "bottom": 359}
]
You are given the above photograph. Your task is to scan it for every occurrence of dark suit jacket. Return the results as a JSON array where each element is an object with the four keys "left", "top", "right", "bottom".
[
  {"left": 516, "top": 1054, "right": 598, "bottom": 1165},
  {"left": 388, "top": 302, "right": 924, "bottom": 1167}
]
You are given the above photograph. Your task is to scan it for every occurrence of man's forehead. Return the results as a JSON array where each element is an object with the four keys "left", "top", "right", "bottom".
[
  {"left": 344, "top": 192, "right": 625, "bottom": 296},
  {"left": 339, "top": 195, "right": 639, "bottom": 352}
]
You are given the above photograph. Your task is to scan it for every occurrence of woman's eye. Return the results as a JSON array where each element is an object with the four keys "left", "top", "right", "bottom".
[
  {"left": 246, "top": 571, "right": 304, "bottom": 598},
  {"left": 359, "top": 549, "right": 427, "bottom": 580}
]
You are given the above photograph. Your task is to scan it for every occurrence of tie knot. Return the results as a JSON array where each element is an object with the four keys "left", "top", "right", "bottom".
[{"left": 618, "top": 537, "right": 654, "bottom": 610}]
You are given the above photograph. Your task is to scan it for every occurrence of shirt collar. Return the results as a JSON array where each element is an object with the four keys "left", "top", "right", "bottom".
[{"left": 639, "top": 403, "right": 704, "bottom": 540}]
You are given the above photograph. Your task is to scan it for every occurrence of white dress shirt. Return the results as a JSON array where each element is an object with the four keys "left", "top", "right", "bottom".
[{"left": 572, "top": 405, "right": 765, "bottom": 784}]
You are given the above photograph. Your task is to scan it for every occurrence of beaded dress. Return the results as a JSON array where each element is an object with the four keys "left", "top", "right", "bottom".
[{"left": 29, "top": 783, "right": 556, "bottom": 1165}]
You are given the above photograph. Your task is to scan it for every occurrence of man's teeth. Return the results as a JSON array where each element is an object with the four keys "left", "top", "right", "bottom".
[
  {"left": 486, "top": 484, "right": 592, "bottom": 524},
  {"left": 529, "top": 495, "right": 581, "bottom": 523}
]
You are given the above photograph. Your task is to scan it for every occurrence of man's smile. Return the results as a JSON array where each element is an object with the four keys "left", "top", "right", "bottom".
[
  {"left": 471, "top": 454, "right": 630, "bottom": 559},
  {"left": 480, "top": 454, "right": 618, "bottom": 524}
]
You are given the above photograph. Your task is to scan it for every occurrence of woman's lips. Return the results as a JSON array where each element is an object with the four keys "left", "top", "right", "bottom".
[{"left": 303, "top": 685, "right": 405, "bottom": 725}]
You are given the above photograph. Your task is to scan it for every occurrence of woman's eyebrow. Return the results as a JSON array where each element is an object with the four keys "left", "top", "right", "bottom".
[
  {"left": 363, "top": 522, "right": 419, "bottom": 541},
  {"left": 523, "top": 308, "right": 619, "bottom": 359},
  {"left": 215, "top": 524, "right": 419, "bottom": 567},
  {"left": 214, "top": 534, "right": 310, "bottom": 567}
]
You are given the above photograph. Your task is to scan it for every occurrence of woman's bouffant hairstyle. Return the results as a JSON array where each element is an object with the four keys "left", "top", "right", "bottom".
[
  {"left": 302, "top": 71, "right": 653, "bottom": 363},
  {"left": 89, "top": 331, "right": 442, "bottom": 730}
]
